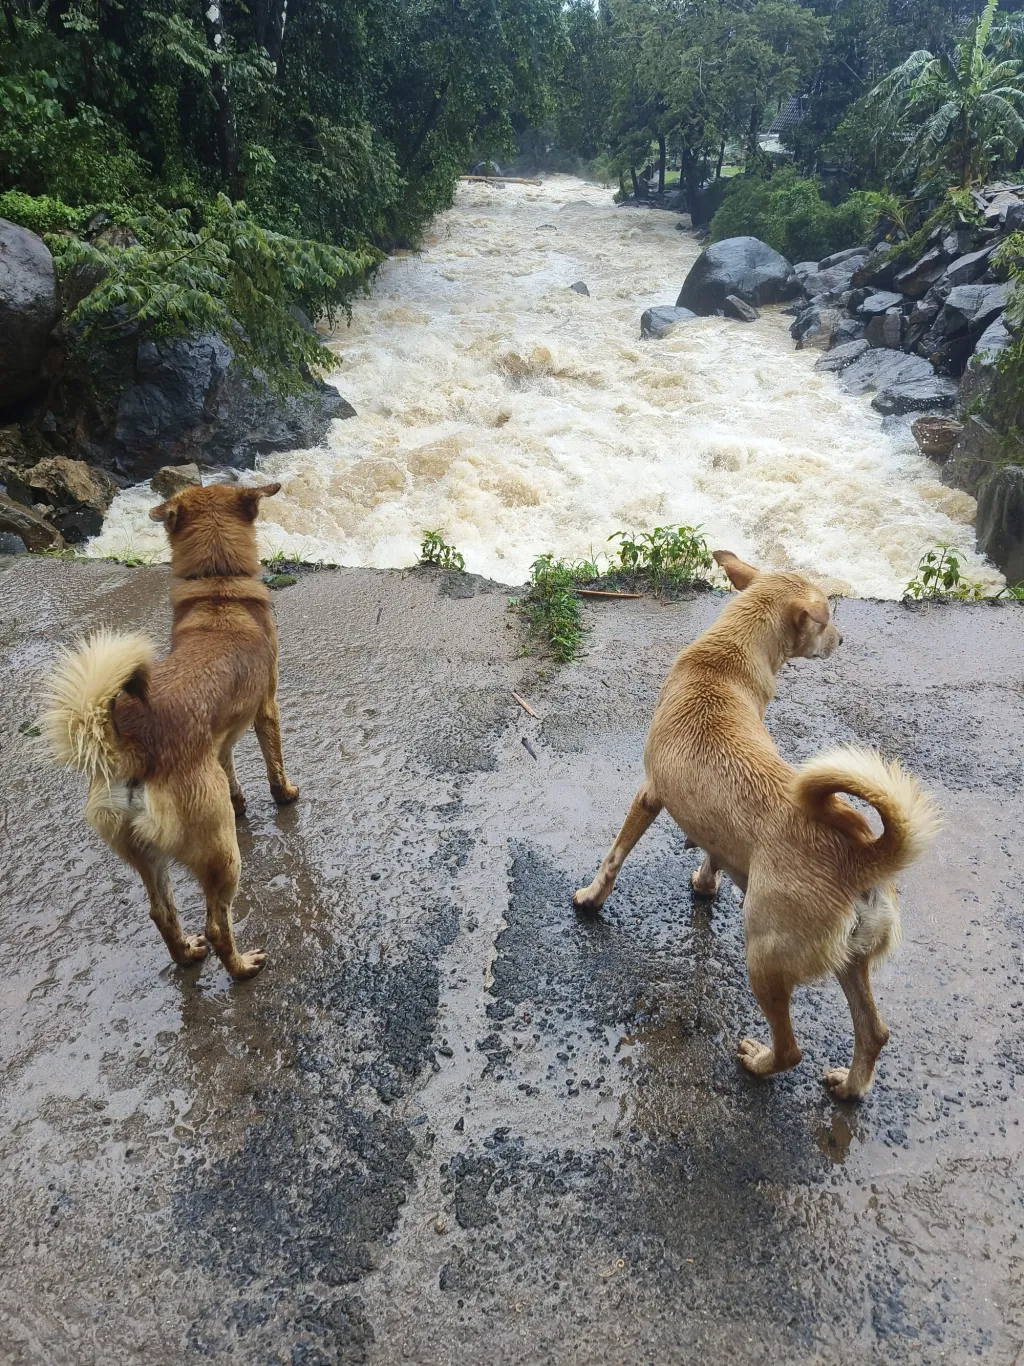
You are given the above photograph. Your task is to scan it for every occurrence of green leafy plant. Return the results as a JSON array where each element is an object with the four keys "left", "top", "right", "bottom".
[
  {"left": 609, "top": 524, "right": 714, "bottom": 590},
  {"left": 419, "top": 530, "right": 466, "bottom": 571},
  {"left": 868, "top": 0, "right": 1024, "bottom": 189},
  {"left": 904, "top": 544, "right": 986, "bottom": 599},
  {"left": 709, "top": 171, "right": 888, "bottom": 262},
  {"left": 521, "top": 553, "right": 598, "bottom": 661}
]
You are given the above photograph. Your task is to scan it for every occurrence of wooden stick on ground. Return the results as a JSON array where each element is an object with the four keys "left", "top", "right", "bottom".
[
  {"left": 511, "top": 691, "right": 540, "bottom": 718},
  {"left": 577, "top": 589, "right": 643, "bottom": 599},
  {"left": 460, "top": 176, "right": 543, "bottom": 186}
]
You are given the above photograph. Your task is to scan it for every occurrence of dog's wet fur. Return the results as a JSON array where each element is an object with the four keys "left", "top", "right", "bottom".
[
  {"left": 574, "top": 551, "right": 939, "bottom": 1099},
  {"left": 42, "top": 481, "right": 297, "bottom": 980}
]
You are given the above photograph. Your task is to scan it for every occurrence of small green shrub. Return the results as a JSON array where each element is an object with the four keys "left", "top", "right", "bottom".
[
  {"left": 609, "top": 524, "right": 713, "bottom": 589},
  {"left": 521, "top": 553, "right": 598, "bottom": 661},
  {"left": 419, "top": 530, "right": 466, "bottom": 571},
  {"left": 709, "top": 170, "right": 887, "bottom": 261},
  {"left": 904, "top": 544, "right": 986, "bottom": 599},
  {"left": 0, "top": 191, "right": 95, "bottom": 236}
]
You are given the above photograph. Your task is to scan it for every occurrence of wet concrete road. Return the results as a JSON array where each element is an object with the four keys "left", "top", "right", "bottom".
[{"left": 1, "top": 557, "right": 1023, "bottom": 1365}]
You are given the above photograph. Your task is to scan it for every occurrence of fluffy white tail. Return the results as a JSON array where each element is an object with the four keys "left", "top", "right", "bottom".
[
  {"left": 41, "top": 629, "right": 156, "bottom": 783},
  {"left": 793, "top": 744, "right": 940, "bottom": 885}
]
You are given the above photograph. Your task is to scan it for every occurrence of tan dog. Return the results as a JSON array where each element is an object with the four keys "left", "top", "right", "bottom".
[
  {"left": 574, "top": 551, "right": 939, "bottom": 1099},
  {"left": 42, "top": 481, "right": 298, "bottom": 981}
]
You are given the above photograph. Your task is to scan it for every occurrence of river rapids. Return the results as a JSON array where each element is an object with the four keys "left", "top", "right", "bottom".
[{"left": 87, "top": 174, "right": 1001, "bottom": 597}]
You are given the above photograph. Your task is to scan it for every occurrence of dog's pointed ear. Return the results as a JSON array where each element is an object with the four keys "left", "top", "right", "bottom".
[
  {"left": 793, "top": 598, "right": 830, "bottom": 629},
  {"left": 149, "top": 500, "right": 178, "bottom": 531},
  {"left": 237, "top": 482, "right": 282, "bottom": 521},
  {"left": 713, "top": 550, "right": 759, "bottom": 590}
]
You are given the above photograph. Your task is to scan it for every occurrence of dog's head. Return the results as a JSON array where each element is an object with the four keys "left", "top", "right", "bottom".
[
  {"left": 150, "top": 481, "right": 281, "bottom": 578},
  {"left": 713, "top": 550, "right": 842, "bottom": 660}
]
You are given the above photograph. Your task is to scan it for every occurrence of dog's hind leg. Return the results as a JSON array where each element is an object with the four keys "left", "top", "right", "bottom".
[
  {"left": 573, "top": 783, "right": 662, "bottom": 912},
  {"left": 181, "top": 772, "right": 266, "bottom": 980},
  {"left": 690, "top": 853, "right": 722, "bottom": 897},
  {"left": 109, "top": 824, "right": 209, "bottom": 966},
  {"left": 824, "top": 956, "right": 889, "bottom": 1100},
  {"left": 219, "top": 740, "right": 246, "bottom": 816},
  {"left": 737, "top": 904, "right": 803, "bottom": 1077},
  {"left": 254, "top": 684, "right": 299, "bottom": 806}
]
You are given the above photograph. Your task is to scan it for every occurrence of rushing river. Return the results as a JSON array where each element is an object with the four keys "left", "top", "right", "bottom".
[{"left": 87, "top": 174, "right": 1001, "bottom": 597}]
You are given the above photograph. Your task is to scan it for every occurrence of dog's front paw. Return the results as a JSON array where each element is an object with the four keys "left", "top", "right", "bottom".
[
  {"left": 271, "top": 781, "right": 299, "bottom": 806},
  {"left": 229, "top": 950, "right": 268, "bottom": 981},
  {"left": 231, "top": 791, "right": 247, "bottom": 817},
  {"left": 572, "top": 886, "right": 602, "bottom": 914},
  {"left": 823, "top": 1067, "right": 868, "bottom": 1101}
]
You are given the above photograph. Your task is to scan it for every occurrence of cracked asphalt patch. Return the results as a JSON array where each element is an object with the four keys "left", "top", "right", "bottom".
[{"left": 0, "top": 557, "right": 1022, "bottom": 1363}]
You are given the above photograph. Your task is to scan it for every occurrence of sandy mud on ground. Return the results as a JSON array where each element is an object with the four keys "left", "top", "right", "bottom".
[{"left": 0, "top": 556, "right": 1022, "bottom": 1364}]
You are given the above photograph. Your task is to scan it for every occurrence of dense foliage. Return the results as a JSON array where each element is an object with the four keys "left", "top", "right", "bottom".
[
  {"left": 0, "top": 0, "right": 566, "bottom": 387},
  {"left": 708, "top": 169, "right": 886, "bottom": 260}
]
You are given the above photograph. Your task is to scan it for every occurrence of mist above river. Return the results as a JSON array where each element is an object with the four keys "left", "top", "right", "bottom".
[{"left": 87, "top": 175, "right": 999, "bottom": 597}]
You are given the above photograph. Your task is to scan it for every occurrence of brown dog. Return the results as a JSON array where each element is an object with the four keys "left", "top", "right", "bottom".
[
  {"left": 42, "top": 481, "right": 298, "bottom": 980},
  {"left": 574, "top": 551, "right": 939, "bottom": 1099}
]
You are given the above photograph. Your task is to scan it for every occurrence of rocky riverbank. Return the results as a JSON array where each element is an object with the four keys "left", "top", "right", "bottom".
[
  {"left": 659, "top": 186, "right": 1023, "bottom": 586},
  {"left": 0, "top": 215, "right": 354, "bottom": 553}
]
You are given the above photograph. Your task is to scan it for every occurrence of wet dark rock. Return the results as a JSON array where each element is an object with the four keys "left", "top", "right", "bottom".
[
  {"left": 150, "top": 463, "right": 201, "bottom": 498},
  {"left": 723, "top": 295, "right": 759, "bottom": 323},
  {"left": 857, "top": 290, "right": 904, "bottom": 317},
  {"left": 84, "top": 333, "right": 356, "bottom": 480},
  {"left": 818, "top": 245, "right": 870, "bottom": 270},
  {"left": 814, "top": 339, "right": 870, "bottom": 373},
  {"left": 932, "top": 283, "right": 1012, "bottom": 340},
  {"left": 839, "top": 349, "right": 957, "bottom": 415},
  {"left": 941, "top": 416, "right": 1005, "bottom": 496},
  {"left": 0, "top": 531, "right": 26, "bottom": 554},
  {"left": 959, "top": 318, "right": 1014, "bottom": 413},
  {"left": 640, "top": 305, "right": 697, "bottom": 339},
  {"left": 676, "top": 237, "right": 800, "bottom": 315},
  {"left": 943, "top": 247, "right": 994, "bottom": 289},
  {"left": 865, "top": 308, "right": 904, "bottom": 350},
  {"left": 0, "top": 219, "right": 60, "bottom": 410},
  {"left": 850, "top": 243, "right": 897, "bottom": 290},
  {"left": 568, "top": 281, "right": 590, "bottom": 296},
  {"left": 0, "top": 491, "right": 64, "bottom": 550},
  {"left": 976, "top": 464, "right": 1024, "bottom": 585},
  {"left": 894, "top": 248, "right": 946, "bottom": 298},
  {"left": 836, "top": 317, "right": 866, "bottom": 345}
]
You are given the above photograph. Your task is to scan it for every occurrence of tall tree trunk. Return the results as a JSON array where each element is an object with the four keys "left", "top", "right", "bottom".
[
  {"left": 715, "top": 138, "right": 725, "bottom": 179},
  {"left": 630, "top": 165, "right": 640, "bottom": 200},
  {"left": 265, "top": 0, "right": 288, "bottom": 74},
  {"left": 203, "top": 2, "right": 244, "bottom": 198},
  {"left": 747, "top": 102, "right": 760, "bottom": 169},
  {"left": 658, "top": 135, "right": 666, "bottom": 195}
]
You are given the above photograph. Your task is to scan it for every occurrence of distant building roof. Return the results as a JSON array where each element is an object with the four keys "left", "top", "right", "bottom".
[{"left": 767, "top": 95, "right": 808, "bottom": 135}]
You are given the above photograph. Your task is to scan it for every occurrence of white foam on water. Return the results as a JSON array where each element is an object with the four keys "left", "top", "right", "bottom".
[{"left": 86, "top": 174, "right": 1000, "bottom": 597}]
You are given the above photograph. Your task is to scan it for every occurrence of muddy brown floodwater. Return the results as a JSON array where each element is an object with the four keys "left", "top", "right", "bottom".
[{"left": 1, "top": 554, "right": 1023, "bottom": 1365}]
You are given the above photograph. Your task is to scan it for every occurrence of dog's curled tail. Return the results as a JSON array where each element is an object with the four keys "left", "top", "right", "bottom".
[
  {"left": 794, "top": 744, "right": 940, "bottom": 883},
  {"left": 41, "top": 629, "right": 156, "bottom": 782}
]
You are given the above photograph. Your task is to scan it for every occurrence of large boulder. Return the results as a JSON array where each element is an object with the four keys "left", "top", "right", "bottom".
[
  {"left": 850, "top": 244, "right": 898, "bottom": 290},
  {"left": 959, "top": 317, "right": 1014, "bottom": 413},
  {"left": 941, "top": 416, "right": 1005, "bottom": 497},
  {"left": 640, "top": 305, "right": 697, "bottom": 339},
  {"left": 893, "top": 248, "right": 946, "bottom": 298},
  {"left": 799, "top": 254, "right": 869, "bottom": 301},
  {"left": 943, "top": 247, "right": 994, "bottom": 289},
  {"left": 865, "top": 308, "right": 904, "bottom": 350},
  {"left": 932, "top": 282, "right": 1012, "bottom": 340},
  {"left": 857, "top": 290, "right": 904, "bottom": 317},
  {"left": 814, "top": 339, "right": 870, "bottom": 374},
  {"left": 839, "top": 349, "right": 957, "bottom": 415},
  {"left": 0, "top": 219, "right": 60, "bottom": 410},
  {"left": 76, "top": 333, "right": 355, "bottom": 480},
  {"left": 5, "top": 455, "right": 119, "bottom": 543},
  {"left": 676, "top": 237, "right": 800, "bottom": 315},
  {"left": 976, "top": 464, "right": 1024, "bottom": 586}
]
